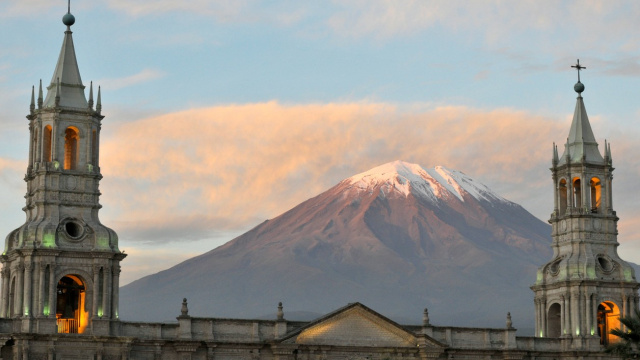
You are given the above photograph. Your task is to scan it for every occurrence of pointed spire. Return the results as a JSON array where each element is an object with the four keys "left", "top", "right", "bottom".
[
  {"left": 43, "top": 4, "right": 86, "bottom": 109},
  {"left": 558, "top": 60, "right": 604, "bottom": 165},
  {"left": 30, "top": 86, "right": 35, "bottom": 114},
  {"left": 552, "top": 142, "right": 559, "bottom": 166},
  {"left": 608, "top": 142, "right": 613, "bottom": 165},
  {"left": 96, "top": 86, "right": 102, "bottom": 114},
  {"left": 37, "top": 79, "right": 43, "bottom": 109},
  {"left": 88, "top": 81, "right": 94, "bottom": 110}
]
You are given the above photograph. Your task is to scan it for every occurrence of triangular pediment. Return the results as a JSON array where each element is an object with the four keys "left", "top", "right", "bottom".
[{"left": 282, "top": 303, "right": 418, "bottom": 347}]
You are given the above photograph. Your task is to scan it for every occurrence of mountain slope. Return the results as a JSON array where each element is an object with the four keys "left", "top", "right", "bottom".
[{"left": 120, "top": 161, "right": 552, "bottom": 328}]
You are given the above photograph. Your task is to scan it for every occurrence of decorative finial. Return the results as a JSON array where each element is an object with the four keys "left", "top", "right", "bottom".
[
  {"left": 88, "top": 81, "right": 94, "bottom": 110},
  {"left": 571, "top": 59, "right": 586, "bottom": 95},
  {"left": 96, "top": 86, "right": 102, "bottom": 114},
  {"left": 37, "top": 79, "right": 43, "bottom": 109},
  {"left": 62, "top": 0, "right": 75, "bottom": 28},
  {"left": 55, "top": 77, "right": 61, "bottom": 107},
  {"left": 506, "top": 312, "right": 513, "bottom": 329},
  {"left": 277, "top": 302, "right": 284, "bottom": 321},
  {"left": 422, "top": 308, "right": 430, "bottom": 326},
  {"left": 30, "top": 86, "right": 35, "bottom": 114},
  {"left": 181, "top": 298, "right": 189, "bottom": 316}
]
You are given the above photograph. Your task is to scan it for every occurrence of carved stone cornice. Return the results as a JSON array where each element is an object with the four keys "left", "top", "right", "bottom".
[{"left": 174, "top": 342, "right": 200, "bottom": 353}]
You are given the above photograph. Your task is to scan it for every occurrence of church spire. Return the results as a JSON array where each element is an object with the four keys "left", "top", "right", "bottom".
[
  {"left": 558, "top": 60, "right": 604, "bottom": 165},
  {"left": 42, "top": 3, "right": 87, "bottom": 109}
]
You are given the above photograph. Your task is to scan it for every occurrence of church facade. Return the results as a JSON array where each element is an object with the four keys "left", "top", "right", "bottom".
[{"left": 0, "top": 8, "right": 636, "bottom": 360}]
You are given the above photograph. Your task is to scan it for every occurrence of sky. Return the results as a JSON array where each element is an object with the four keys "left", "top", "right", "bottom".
[{"left": 2, "top": 1, "right": 640, "bottom": 286}]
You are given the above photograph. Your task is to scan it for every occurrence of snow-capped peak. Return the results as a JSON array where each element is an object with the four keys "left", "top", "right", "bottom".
[{"left": 344, "top": 160, "right": 506, "bottom": 203}]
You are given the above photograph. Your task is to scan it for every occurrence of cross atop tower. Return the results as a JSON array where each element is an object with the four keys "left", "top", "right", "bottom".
[{"left": 571, "top": 59, "right": 586, "bottom": 82}]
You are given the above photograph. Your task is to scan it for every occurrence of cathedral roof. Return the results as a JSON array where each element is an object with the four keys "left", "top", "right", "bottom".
[
  {"left": 558, "top": 90, "right": 604, "bottom": 165},
  {"left": 42, "top": 20, "right": 87, "bottom": 109}
]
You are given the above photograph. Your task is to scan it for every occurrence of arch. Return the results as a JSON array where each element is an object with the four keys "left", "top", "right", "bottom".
[
  {"left": 56, "top": 274, "right": 88, "bottom": 334},
  {"left": 0, "top": 339, "right": 14, "bottom": 360},
  {"left": 573, "top": 177, "right": 582, "bottom": 208},
  {"left": 590, "top": 177, "right": 602, "bottom": 213},
  {"left": 547, "top": 303, "right": 562, "bottom": 337},
  {"left": 63, "top": 127, "right": 79, "bottom": 170},
  {"left": 598, "top": 301, "right": 621, "bottom": 345},
  {"left": 558, "top": 179, "right": 568, "bottom": 215},
  {"left": 43, "top": 125, "right": 52, "bottom": 163}
]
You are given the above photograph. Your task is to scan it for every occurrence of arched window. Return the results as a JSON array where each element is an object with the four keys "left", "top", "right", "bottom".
[
  {"left": 56, "top": 275, "right": 87, "bottom": 334},
  {"left": 590, "top": 177, "right": 602, "bottom": 213},
  {"left": 64, "top": 127, "right": 79, "bottom": 170},
  {"left": 43, "top": 125, "right": 52, "bottom": 162},
  {"left": 547, "top": 303, "right": 562, "bottom": 337},
  {"left": 573, "top": 178, "right": 581, "bottom": 208},
  {"left": 598, "top": 301, "right": 620, "bottom": 345},
  {"left": 559, "top": 179, "right": 568, "bottom": 215}
]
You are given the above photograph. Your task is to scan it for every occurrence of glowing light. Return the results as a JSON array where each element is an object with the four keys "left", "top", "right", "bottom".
[
  {"left": 97, "top": 236, "right": 109, "bottom": 249},
  {"left": 576, "top": 328, "right": 580, "bottom": 335},
  {"left": 98, "top": 309, "right": 103, "bottom": 318},
  {"left": 24, "top": 308, "right": 29, "bottom": 316},
  {"left": 591, "top": 328, "right": 595, "bottom": 336},
  {"left": 42, "top": 233, "right": 55, "bottom": 248},
  {"left": 539, "top": 331, "right": 543, "bottom": 337},
  {"left": 43, "top": 305, "right": 50, "bottom": 316}
]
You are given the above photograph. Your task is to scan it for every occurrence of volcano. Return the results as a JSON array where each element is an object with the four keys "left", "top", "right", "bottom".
[{"left": 120, "top": 161, "right": 552, "bottom": 328}]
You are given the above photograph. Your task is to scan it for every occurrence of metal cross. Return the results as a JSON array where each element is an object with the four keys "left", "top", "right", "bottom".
[{"left": 571, "top": 59, "right": 586, "bottom": 82}]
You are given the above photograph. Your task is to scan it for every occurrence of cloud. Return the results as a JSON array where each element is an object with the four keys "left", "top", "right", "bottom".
[
  {"left": 99, "top": 101, "right": 572, "bottom": 245},
  {"left": 96, "top": 69, "right": 165, "bottom": 91},
  {"left": 0, "top": 0, "right": 59, "bottom": 17},
  {"left": 326, "top": 1, "right": 640, "bottom": 54}
]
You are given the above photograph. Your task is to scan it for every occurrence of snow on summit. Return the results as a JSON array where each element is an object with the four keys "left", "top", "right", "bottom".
[{"left": 345, "top": 160, "right": 506, "bottom": 203}]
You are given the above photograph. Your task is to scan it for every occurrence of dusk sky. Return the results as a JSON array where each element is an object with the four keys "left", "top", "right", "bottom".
[{"left": 2, "top": 1, "right": 640, "bottom": 285}]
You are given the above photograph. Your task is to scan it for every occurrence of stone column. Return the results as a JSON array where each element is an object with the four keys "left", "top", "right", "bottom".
[
  {"left": 1, "top": 268, "right": 10, "bottom": 317},
  {"left": 92, "top": 266, "right": 100, "bottom": 318},
  {"left": 37, "top": 262, "right": 46, "bottom": 316},
  {"left": 585, "top": 293, "right": 592, "bottom": 336},
  {"left": 51, "top": 122, "right": 57, "bottom": 163},
  {"left": 48, "top": 265, "right": 56, "bottom": 318},
  {"left": 571, "top": 291, "right": 580, "bottom": 336},
  {"left": 36, "top": 123, "right": 43, "bottom": 163},
  {"left": 541, "top": 299, "right": 547, "bottom": 337},
  {"left": 28, "top": 124, "right": 35, "bottom": 170},
  {"left": 15, "top": 264, "right": 24, "bottom": 317},
  {"left": 534, "top": 299, "right": 540, "bottom": 336},
  {"left": 85, "top": 124, "right": 91, "bottom": 165},
  {"left": 563, "top": 294, "right": 570, "bottom": 335},
  {"left": 102, "top": 266, "right": 112, "bottom": 318},
  {"left": 96, "top": 126, "right": 101, "bottom": 168},
  {"left": 112, "top": 264, "right": 121, "bottom": 319}
]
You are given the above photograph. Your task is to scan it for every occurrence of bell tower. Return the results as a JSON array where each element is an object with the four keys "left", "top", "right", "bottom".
[
  {"left": 532, "top": 60, "right": 639, "bottom": 344},
  {"left": 0, "top": 4, "right": 125, "bottom": 336}
]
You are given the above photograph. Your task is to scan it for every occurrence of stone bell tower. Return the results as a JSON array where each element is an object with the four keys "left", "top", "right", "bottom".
[
  {"left": 0, "top": 5, "right": 125, "bottom": 336},
  {"left": 531, "top": 60, "right": 639, "bottom": 344}
]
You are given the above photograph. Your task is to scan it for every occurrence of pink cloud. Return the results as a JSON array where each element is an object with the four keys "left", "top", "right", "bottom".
[{"left": 99, "top": 101, "right": 572, "bottom": 243}]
